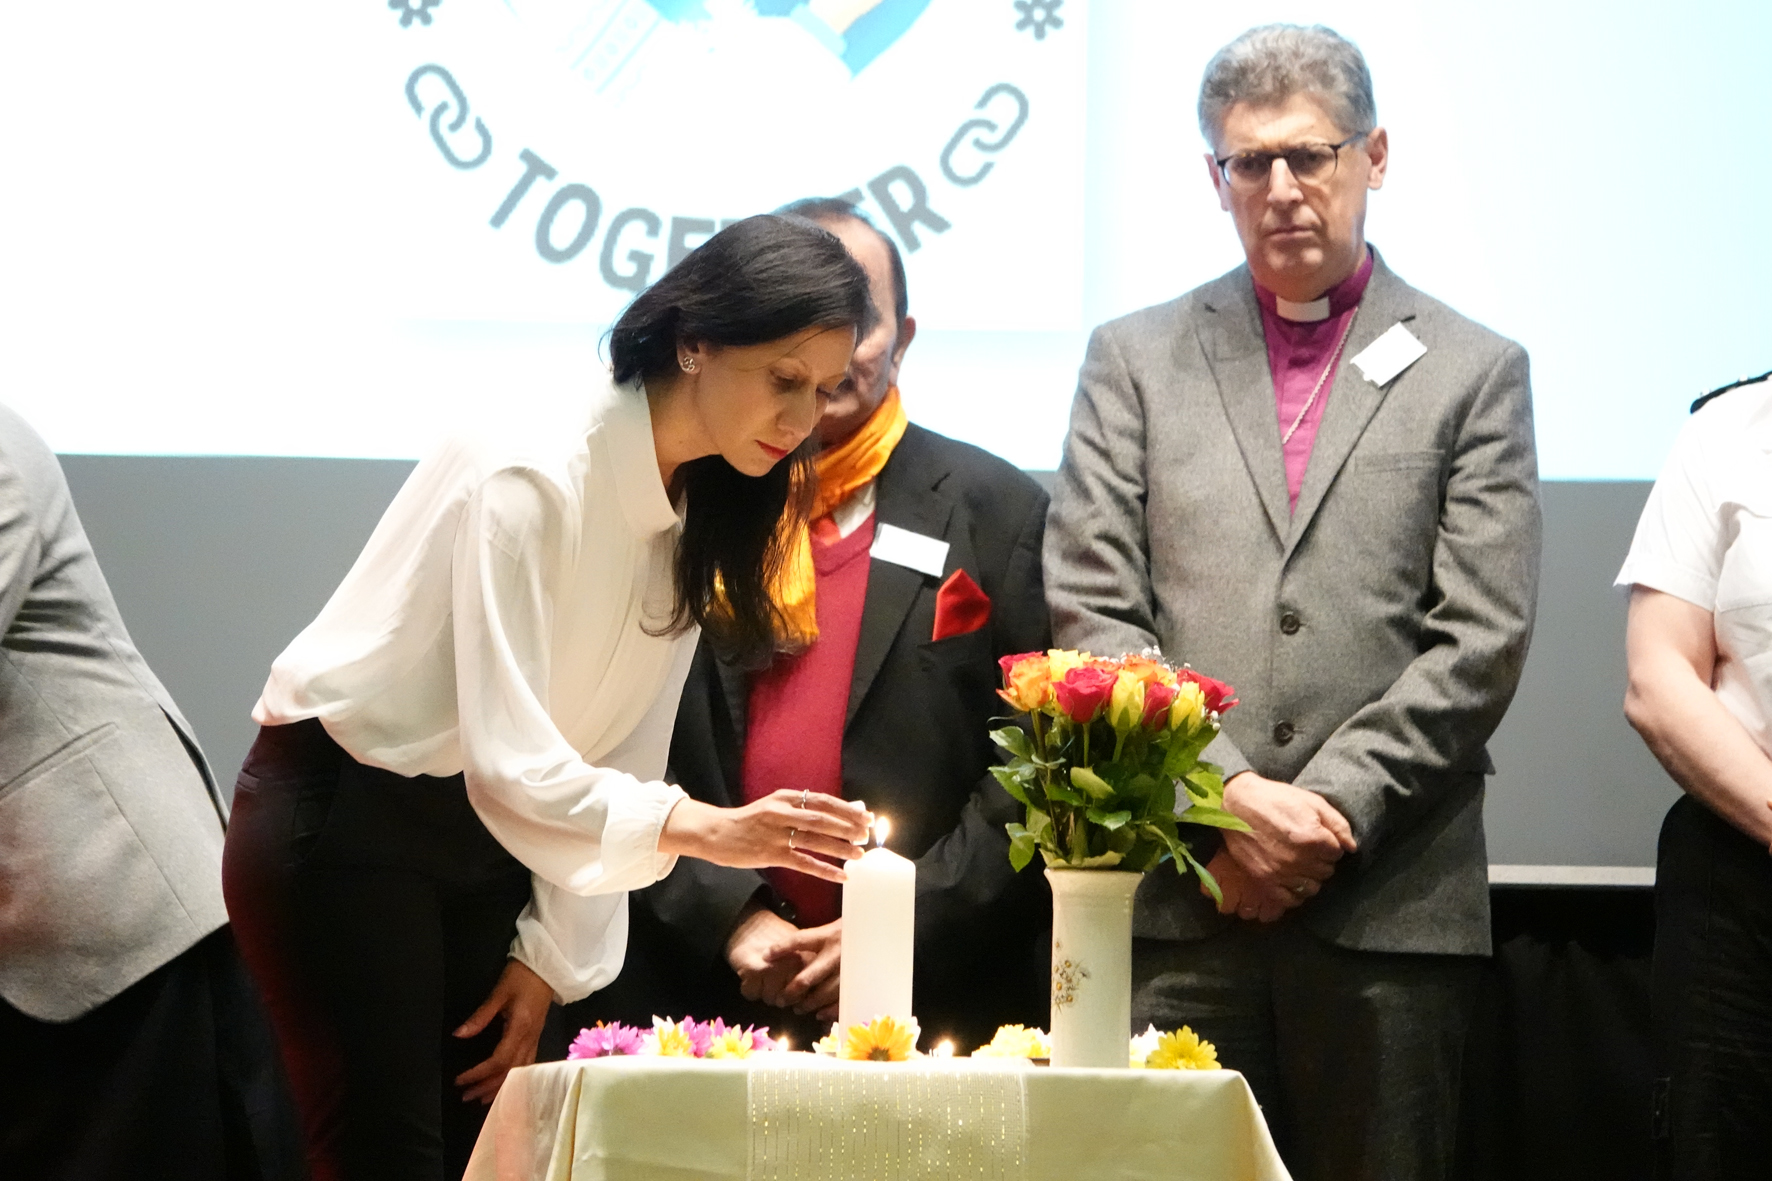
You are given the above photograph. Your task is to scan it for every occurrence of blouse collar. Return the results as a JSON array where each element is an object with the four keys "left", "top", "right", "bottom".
[{"left": 604, "top": 379, "right": 682, "bottom": 537}]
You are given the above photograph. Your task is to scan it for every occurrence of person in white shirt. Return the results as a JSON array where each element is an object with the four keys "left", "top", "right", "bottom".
[
  {"left": 221, "top": 214, "right": 875, "bottom": 1181},
  {"left": 1617, "top": 370, "right": 1772, "bottom": 1180}
]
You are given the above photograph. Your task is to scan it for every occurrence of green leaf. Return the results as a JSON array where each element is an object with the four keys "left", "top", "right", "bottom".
[
  {"left": 1122, "top": 839, "right": 1167, "bottom": 873},
  {"left": 1025, "top": 806, "right": 1052, "bottom": 838},
  {"left": 1071, "top": 850, "right": 1127, "bottom": 869},
  {"left": 1184, "top": 763, "right": 1225, "bottom": 799},
  {"left": 1070, "top": 765, "right": 1117, "bottom": 800},
  {"left": 1151, "top": 775, "right": 1177, "bottom": 818},
  {"left": 1163, "top": 727, "right": 1218, "bottom": 777},
  {"left": 990, "top": 765, "right": 1032, "bottom": 806},
  {"left": 1175, "top": 804, "right": 1252, "bottom": 833},
  {"left": 1006, "top": 828, "right": 1037, "bottom": 872},
  {"left": 1045, "top": 778, "right": 1087, "bottom": 806},
  {"left": 990, "top": 727, "right": 1033, "bottom": 760},
  {"left": 1180, "top": 843, "right": 1224, "bottom": 906},
  {"left": 1085, "top": 807, "right": 1133, "bottom": 831}
]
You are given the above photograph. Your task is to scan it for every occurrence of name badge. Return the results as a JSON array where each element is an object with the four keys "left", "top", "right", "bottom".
[
  {"left": 1349, "top": 322, "right": 1427, "bottom": 387},
  {"left": 871, "top": 523, "right": 949, "bottom": 578}
]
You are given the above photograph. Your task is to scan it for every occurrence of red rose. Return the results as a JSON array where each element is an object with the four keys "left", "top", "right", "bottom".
[
  {"left": 1142, "top": 680, "right": 1179, "bottom": 729},
  {"left": 1179, "top": 669, "right": 1239, "bottom": 715},
  {"left": 999, "top": 651, "right": 1045, "bottom": 684},
  {"left": 1053, "top": 665, "right": 1116, "bottom": 724}
]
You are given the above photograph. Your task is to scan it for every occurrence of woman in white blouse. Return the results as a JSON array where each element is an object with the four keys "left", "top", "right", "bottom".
[
  {"left": 222, "top": 215, "right": 875, "bottom": 1181},
  {"left": 1618, "top": 373, "right": 1772, "bottom": 1179}
]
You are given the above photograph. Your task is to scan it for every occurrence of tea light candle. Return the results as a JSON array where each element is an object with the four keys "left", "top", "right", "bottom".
[{"left": 838, "top": 816, "right": 916, "bottom": 1031}]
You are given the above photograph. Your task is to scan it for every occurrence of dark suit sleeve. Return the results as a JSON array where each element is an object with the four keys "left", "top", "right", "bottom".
[
  {"left": 914, "top": 486, "right": 1051, "bottom": 954},
  {"left": 1044, "top": 325, "right": 1255, "bottom": 782},
  {"left": 1294, "top": 342, "right": 1541, "bottom": 857},
  {"left": 628, "top": 645, "right": 771, "bottom": 974},
  {"left": 636, "top": 858, "right": 767, "bottom": 973}
]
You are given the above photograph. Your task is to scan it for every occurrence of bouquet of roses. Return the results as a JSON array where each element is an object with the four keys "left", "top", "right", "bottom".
[{"left": 991, "top": 649, "right": 1249, "bottom": 901}]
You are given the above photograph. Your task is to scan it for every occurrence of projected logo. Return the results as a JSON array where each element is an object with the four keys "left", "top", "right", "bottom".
[
  {"left": 386, "top": 0, "right": 1086, "bottom": 330},
  {"left": 553, "top": 0, "right": 935, "bottom": 85}
]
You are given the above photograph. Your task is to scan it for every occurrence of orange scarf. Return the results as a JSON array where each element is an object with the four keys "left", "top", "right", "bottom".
[{"left": 775, "top": 386, "right": 908, "bottom": 646}]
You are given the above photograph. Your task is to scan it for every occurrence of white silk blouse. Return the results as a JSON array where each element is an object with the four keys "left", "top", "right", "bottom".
[
  {"left": 254, "top": 377, "right": 695, "bottom": 1001},
  {"left": 1618, "top": 382, "right": 1772, "bottom": 759}
]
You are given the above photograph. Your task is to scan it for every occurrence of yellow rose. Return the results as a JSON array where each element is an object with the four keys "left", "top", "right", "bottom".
[
  {"left": 1169, "top": 681, "right": 1207, "bottom": 734},
  {"left": 1107, "top": 669, "right": 1146, "bottom": 734},
  {"left": 1046, "top": 649, "right": 1086, "bottom": 682}
]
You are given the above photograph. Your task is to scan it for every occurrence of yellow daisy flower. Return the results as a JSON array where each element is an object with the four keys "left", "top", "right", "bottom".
[
  {"left": 706, "top": 1028, "right": 753, "bottom": 1059},
  {"left": 840, "top": 1015, "right": 919, "bottom": 1062},
  {"left": 971, "top": 1024, "right": 1051, "bottom": 1059},
  {"left": 1129, "top": 1024, "right": 1162, "bottom": 1067},
  {"left": 1145, "top": 1026, "right": 1219, "bottom": 1070},
  {"left": 648, "top": 1018, "right": 696, "bottom": 1057}
]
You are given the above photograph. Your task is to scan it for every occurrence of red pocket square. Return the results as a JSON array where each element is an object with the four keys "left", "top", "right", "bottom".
[{"left": 932, "top": 569, "right": 992, "bottom": 641}]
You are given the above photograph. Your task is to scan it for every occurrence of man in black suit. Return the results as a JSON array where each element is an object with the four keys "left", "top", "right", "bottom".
[{"left": 565, "top": 199, "right": 1051, "bottom": 1049}]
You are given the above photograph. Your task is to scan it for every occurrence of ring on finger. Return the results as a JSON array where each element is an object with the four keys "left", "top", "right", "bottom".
[
  {"left": 1291, "top": 882, "right": 1309, "bottom": 897},
  {"left": 788, "top": 828, "right": 797, "bottom": 851},
  {"left": 800, "top": 789, "right": 809, "bottom": 811}
]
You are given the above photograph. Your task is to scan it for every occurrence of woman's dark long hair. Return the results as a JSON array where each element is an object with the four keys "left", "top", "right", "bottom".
[{"left": 609, "top": 213, "right": 873, "bottom": 667}]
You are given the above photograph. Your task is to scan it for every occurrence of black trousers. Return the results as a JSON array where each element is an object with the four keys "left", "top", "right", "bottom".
[
  {"left": 224, "top": 721, "right": 534, "bottom": 1181},
  {"left": 1133, "top": 923, "right": 1481, "bottom": 1181},
  {"left": 1652, "top": 794, "right": 1772, "bottom": 1181},
  {"left": 0, "top": 926, "right": 306, "bottom": 1181}
]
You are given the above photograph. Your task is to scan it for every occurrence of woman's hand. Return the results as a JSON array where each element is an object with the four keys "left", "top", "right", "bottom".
[
  {"left": 452, "top": 959, "right": 554, "bottom": 1105},
  {"left": 660, "top": 791, "right": 871, "bottom": 882}
]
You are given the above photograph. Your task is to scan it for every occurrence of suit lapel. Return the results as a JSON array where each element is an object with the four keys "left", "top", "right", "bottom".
[
  {"left": 714, "top": 656, "right": 749, "bottom": 767},
  {"left": 1283, "top": 257, "right": 1416, "bottom": 559},
  {"left": 847, "top": 429, "right": 953, "bottom": 727},
  {"left": 1198, "top": 273, "right": 1290, "bottom": 543}
]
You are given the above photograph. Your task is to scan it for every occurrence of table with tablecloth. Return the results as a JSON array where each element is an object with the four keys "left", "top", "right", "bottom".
[{"left": 465, "top": 1055, "right": 1290, "bottom": 1181}]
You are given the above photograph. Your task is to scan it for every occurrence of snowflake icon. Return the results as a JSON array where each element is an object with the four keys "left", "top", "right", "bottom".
[
  {"left": 1013, "top": 0, "right": 1064, "bottom": 41},
  {"left": 389, "top": 0, "right": 442, "bottom": 28}
]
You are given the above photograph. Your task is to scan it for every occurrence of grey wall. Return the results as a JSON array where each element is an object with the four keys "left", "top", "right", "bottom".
[{"left": 59, "top": 458, "right": 1674, "bottom": 867}]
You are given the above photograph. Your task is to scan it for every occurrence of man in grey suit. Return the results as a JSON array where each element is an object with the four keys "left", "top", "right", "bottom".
[
  {"left": 0, "top": 404, "right": 298, "bottom": 1179},
  {"left": 1045, "top": 25, "right": 1540, "bottom": 1181}
]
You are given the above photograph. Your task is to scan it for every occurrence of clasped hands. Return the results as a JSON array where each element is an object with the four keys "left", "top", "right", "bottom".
[
  {"left": 1204, "top": 772, "right": 1358, "bottom": 923},
  {"left": 725, "top": 901, "right": 842, "bottom": 1021}
]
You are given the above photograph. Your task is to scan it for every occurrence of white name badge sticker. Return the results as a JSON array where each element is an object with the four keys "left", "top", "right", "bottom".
[
  {"left": 871, "top": 523, "right": 950, "bottom": 579},
  {"left": 1350, "top": 322, "right": 1427, "bottom": 387}
]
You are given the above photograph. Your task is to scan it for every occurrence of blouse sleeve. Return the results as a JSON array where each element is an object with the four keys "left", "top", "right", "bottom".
[
  {"left": 450, "top": 466, "right": 686, "bottom": 899},
  {"left": 1617, "top": 415, "right": 1726, "bottom": 611}
]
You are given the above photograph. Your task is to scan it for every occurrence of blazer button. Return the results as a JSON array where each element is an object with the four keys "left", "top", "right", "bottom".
[
  {"left": 1272, "top": 720, "right": 1295, "bottom": 745},
  {"left": 1279, "top": 611, "right": 1301, "bottom": 635}
]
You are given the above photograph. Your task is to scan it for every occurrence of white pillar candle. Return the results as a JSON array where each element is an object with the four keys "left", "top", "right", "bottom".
[{"left": 838, "top": 817, "right": 916, "bottom": 1031}]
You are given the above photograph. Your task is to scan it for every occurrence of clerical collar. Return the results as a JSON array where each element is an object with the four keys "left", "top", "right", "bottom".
[
  {"left": 1256, "top": 250, "right": 1375, "bottom": 323},
  {"left": 1276, "top": 294, "right": 1331, "bottom": 322}
]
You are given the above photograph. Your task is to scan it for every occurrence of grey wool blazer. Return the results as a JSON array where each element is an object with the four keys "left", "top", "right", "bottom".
[
  {"left": 1044, "top": 252, "right": 1541, "bottom": 957},
  {"left": 0, "top": 405, "right": 228, "bottom": 1021}
]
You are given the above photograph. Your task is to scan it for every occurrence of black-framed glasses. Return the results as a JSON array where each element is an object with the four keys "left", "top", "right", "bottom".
[{"left": 1215, "top": 134, "right": 1367, "bottom": 193}]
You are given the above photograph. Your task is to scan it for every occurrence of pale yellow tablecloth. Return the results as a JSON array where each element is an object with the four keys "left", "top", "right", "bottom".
[{"left": 465, "top": 1056, "right": 1291, "bottom": 1181}]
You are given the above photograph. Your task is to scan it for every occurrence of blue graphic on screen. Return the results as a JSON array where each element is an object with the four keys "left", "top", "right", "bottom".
[{"left": 639, "top": 0, "right": 932, "bottom": 73}]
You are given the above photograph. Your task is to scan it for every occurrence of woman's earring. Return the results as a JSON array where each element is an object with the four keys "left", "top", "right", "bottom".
[{"left": 679, "top": 355, "right": 697, "bottom": 373}]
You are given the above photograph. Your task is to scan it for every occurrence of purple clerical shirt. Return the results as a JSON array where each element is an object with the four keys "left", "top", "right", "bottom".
[{"left": 1255, "top": 250, "right": 1374, "bottom": 510}]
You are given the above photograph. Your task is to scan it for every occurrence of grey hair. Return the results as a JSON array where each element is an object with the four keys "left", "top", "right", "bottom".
[{"left": 1197, "top": 24, "right": 1376, "bottom": 149}]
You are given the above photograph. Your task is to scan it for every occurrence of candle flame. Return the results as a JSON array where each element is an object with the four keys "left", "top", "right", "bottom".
[
  {"left": 874, "top": 816, "right": 891, "bottom": 847},
  {"left": 933, "top": 1039, "right": 955, "bottom": 1059}
]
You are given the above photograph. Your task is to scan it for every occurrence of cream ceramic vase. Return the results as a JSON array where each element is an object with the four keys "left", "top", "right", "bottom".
[{"left": 1045, "top": 868, "right": 1141, "bottom": 1068}]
